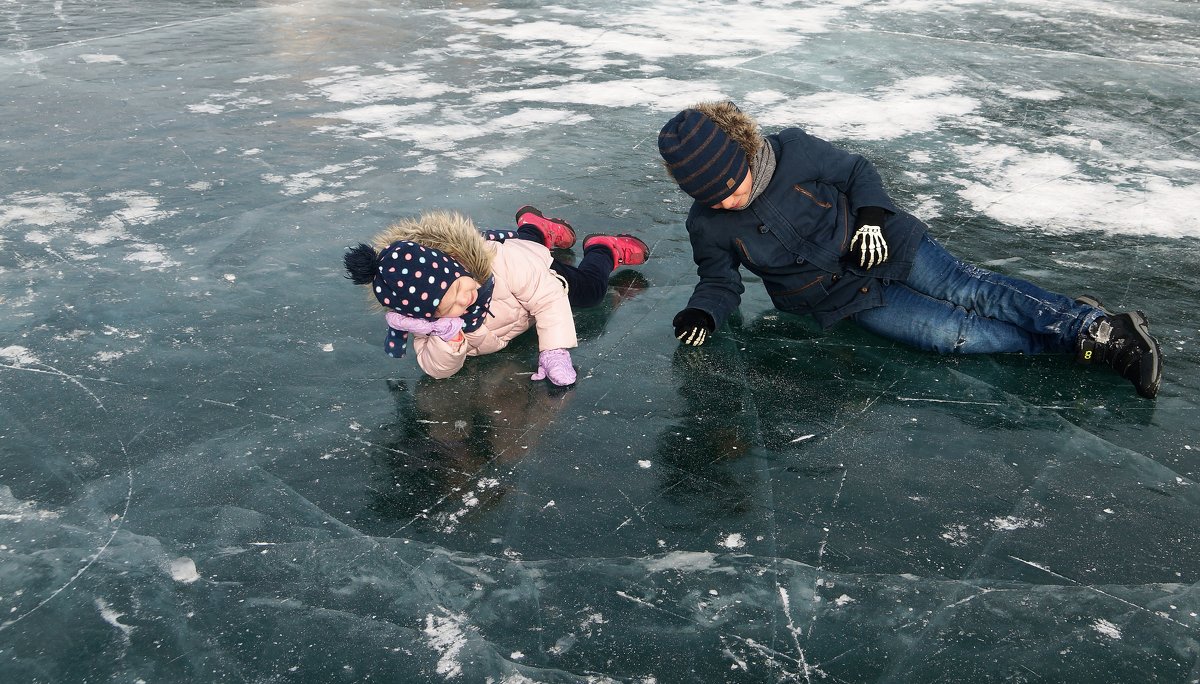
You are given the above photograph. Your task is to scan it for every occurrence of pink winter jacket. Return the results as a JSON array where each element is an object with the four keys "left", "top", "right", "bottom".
[{"left": 413, "top": 239, "right": 577, "bottom": 379}]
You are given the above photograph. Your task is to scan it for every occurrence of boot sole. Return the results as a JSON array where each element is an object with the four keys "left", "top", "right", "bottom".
[
  {"left": 1075, "top": 294, "right": 1107, "bottom": 313},
  {"left": 514, "top": 205, "right": 576, "bottom": 248},
  {"left": 1125, "top": 310, "right": 1163, "bottom": 399}
]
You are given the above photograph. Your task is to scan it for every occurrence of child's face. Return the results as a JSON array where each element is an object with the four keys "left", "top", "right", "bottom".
[
  {"left": 712, "top": 170, "right": 753, "bottom": 210},
  {"left": 435, "top": 276, "right": 481, "bottom": 318}
]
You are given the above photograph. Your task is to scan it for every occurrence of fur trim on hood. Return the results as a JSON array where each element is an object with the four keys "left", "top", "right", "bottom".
[
  {"left": 371, "top": 210, "right": 495, "bottom": 284},
  {"left": 693, "top": 101, "right": 763, "bottom": 161}
]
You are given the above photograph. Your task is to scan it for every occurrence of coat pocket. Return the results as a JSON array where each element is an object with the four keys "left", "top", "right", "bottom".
[
  {"left": 794, "top": 183, "right": 833, "bottom": 208},
  {"left": 767, "top": 275, "right": 830, "bottom": 312},
  {"left": 735, "top": 235, "right": 805, "bottom": 271}
]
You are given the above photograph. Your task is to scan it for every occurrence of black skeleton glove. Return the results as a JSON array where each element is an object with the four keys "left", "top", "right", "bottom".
[
  {"left": 849, "top": 206, "right": 889, "bottom": 269},
  {"left": 673, "top": 308, "right": 715, "bottom": 346}
]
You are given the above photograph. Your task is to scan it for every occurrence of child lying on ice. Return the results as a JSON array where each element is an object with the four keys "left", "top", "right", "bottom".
[{"left": 343, "top": 207, "right": 650, "bottom": 386}]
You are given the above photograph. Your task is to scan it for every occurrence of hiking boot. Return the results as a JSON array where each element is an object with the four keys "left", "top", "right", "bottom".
[
  {"left": 515, "top": 205, "right": 576, "bottom": 249},
  {"left": 1076, "top": 310, "right": 1163, "bottom": 399},
  {"left": 582, "top": 234, "right": 650, "bottom": 269}
]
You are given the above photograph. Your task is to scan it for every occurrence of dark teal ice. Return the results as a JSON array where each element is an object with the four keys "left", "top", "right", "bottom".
[{"left": 2, "top": 1, "right": 1199, "bottom": 682}]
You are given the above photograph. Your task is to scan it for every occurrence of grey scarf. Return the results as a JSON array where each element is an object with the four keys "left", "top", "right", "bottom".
[{"left": 737, "top": 139, "right": 776, "bottom": 210}]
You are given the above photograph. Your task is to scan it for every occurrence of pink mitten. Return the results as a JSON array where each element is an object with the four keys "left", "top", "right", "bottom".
[
  {"left": 385, "top": 311, "right": 464, "bottom": 341},
  {"left": 530, "top": 348, "right": 576, "bottom": 386}
]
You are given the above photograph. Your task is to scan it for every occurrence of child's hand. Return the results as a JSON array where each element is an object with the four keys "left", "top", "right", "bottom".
[
  {"left": 673, "top": 308, "right": 714, "bottom": 346},
  {"left": 531, "top": 349, "right": 576, "bottom": 386},
  {"left": 386, "top": 311, "right": 465, "bottom": 342}
]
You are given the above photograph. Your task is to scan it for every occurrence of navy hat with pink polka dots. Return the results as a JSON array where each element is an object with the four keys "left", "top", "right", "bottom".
[
  {"left": 344, "top": 236, "right": 497, "bottom": 359},
  {"left": 372, "top": 240, "right": 470, "bottom": 358},
  {"left": 372, "top": 240, "right": 464, "bottom": 317}
]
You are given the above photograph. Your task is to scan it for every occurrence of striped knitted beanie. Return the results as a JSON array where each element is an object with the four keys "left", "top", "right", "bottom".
[{"left": 658, "top": 108, "right": 749, "bottom": 206}]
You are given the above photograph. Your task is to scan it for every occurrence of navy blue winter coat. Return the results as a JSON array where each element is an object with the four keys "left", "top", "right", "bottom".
[{"left": 683, "top": 128, "right": 928, "bottom": 329}]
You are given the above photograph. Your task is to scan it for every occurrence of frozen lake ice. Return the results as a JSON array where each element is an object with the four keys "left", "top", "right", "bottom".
[{"left": 2, "top": 0, "right": 1199, "bottom": 681}]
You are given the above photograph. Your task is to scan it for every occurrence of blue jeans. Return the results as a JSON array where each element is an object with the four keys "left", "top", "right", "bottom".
[{"left": 849, "top": 234, "right": 1103, "bottom": 354}]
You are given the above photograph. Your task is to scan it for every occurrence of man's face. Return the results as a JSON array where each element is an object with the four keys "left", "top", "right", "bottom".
[{"left": 711, "top": 170, "right": 753, "bottom": 211}]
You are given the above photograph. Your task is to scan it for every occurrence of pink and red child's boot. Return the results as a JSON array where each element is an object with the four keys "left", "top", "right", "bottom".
[
  {"left": 515, "top": 205, "right": 576, "bottom": 249},
  {"left": 582, "top": 234, "right": 650, "bottom": 270}
]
